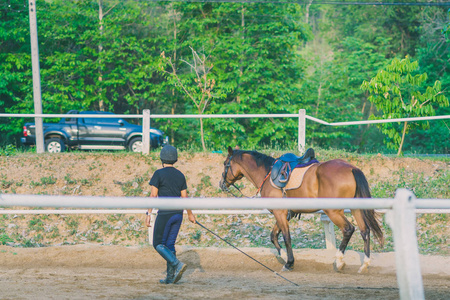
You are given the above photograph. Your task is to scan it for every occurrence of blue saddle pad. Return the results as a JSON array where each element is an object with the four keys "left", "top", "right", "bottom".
[{"left": 295, "top": 158, "right": 319, "bottom": 169}]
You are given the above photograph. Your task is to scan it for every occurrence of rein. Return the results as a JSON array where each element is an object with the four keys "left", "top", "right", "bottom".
[
  {"left": 197, "top": 221, "right": 299, "bottom": 287},
  {"left": 225, "top": 182, "right": 248, "bottom": 198},
  {"left": 256, "top": 170, "right": 271, "bottom": 196}
]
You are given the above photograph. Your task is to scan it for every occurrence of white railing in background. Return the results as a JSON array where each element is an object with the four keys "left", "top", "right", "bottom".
[
  {"left": 1, "top": 189, "right": 449, "bottom": 299},
  {"left": 2, "top": 110, "right": 449, "bottom": 154},
  {"left": 1, "top": 207, "right": 447, "bottom": 252}
]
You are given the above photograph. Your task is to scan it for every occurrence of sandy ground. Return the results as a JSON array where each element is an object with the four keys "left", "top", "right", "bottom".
[{"left": 0, "top": 245, "right": 448, "bottom": 300}]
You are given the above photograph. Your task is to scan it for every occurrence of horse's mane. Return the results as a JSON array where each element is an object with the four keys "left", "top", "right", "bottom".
[{"left": 232, "top": 150, "right": 275, "bottom": 172}]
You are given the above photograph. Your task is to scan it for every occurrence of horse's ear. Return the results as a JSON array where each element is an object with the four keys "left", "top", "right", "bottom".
[{"left": 227, "top": 146, "right": 233, "bottom": 156}]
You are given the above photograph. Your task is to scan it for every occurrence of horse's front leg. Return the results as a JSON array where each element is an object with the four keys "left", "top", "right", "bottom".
[
  {"left": 270, "top": 223, "right": 289, "bottom": 265},
  {"left": 270, "top": 223, "right": 282, "bottom": 255},
  {"left": 273, "top": 209, "right": 294, "bottom": 271}
]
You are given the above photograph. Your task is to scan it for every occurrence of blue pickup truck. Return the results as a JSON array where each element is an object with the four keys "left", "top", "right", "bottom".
[{"left": 21, "top": 110, "right": 167, "bottom": 153}]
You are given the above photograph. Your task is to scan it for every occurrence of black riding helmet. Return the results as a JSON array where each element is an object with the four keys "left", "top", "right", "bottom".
[{"left": 160, "top": 145, "right": 178, "bottom": 164}]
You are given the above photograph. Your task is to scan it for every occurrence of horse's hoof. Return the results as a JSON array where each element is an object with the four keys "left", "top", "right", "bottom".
[
  {"left": 358, "top": 258, "right": 370, "bottom": 274},
  {"left": 276, "top": 255, "right": 286, "bottom": 265},
  {"left": 358, "top": 264, "right": 369, "bottom": 274},
  {"left": 333, "top": 260, "right": 345, "bottom": 272},
  {"left": 281, "top": 265, "right": 293, "bottom": 272}
]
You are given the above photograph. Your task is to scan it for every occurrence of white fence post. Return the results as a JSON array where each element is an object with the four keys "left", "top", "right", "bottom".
[
  {"left": 387, "top": 189, "right": 424, "bottom": 300},
  {"left": 298, "top": 109, "right": 306, "bottom": 153},
  {"left": 148, "top": 213, "right": 155, "bottom": 245},
  {"left": 320, "top": 214, "right": 337, "bottom": 250},
  {"left": 142, "top": 109, "right": 150, "bottom": 154}
]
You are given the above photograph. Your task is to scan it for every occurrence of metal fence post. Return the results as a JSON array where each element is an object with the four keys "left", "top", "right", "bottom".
[
  {"left": 298, "top": 109, "right": 306, "bottom": 153},
  {"left": 142, "top": 109, "right": 150, "bottom": 154},
  {"left": 387, "top": 188, "right": 424, "bottom": 300}
]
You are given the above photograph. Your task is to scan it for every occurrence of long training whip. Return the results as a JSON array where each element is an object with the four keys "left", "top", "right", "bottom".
[{"left": 196, "top": 221, "right": 299, "bottom": 287}]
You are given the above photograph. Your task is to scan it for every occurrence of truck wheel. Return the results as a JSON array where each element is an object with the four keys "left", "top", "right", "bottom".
[
  {"left": 128, "top": 137, "right": 142, "bottom": 152},
  {"left": 45, "top": 138, "right": 66, "bottom": 153}
]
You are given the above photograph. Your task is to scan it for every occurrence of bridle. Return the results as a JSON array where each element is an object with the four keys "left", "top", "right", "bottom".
[
  {"left": 222, "top": 155, "right": 271, "bottom": 198},
  {"left": 221, "top": 155, "right": 246, "bottom": 198}
]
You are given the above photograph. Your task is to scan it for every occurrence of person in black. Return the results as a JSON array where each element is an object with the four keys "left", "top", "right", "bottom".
[{"left": 145, "top": 145, "right": 196, "bottom": 284}]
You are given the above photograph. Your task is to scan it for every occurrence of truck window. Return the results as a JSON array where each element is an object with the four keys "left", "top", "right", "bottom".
[
  {"left": 83, "top": 118, "right": 123, "bottom": 125},
  {"left": 62, "top": 118, "right": 76, "bottom": 124}
]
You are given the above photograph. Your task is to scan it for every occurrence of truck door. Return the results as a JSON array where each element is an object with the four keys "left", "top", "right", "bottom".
[{"left": 78, "top": 117, "right": 127, "bottom": 148}]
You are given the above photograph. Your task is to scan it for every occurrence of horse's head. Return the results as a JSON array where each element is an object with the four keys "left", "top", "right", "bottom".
[{"left": 219, "top": 146, "right": 244, "bottom": 192}]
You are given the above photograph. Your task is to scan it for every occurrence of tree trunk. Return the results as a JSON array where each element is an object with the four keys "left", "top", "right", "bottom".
[
  {"left": 171, "top": 6, "right": 177, "bottom": 145},
  {"left": 397, "top": 121, "right": 408, "bottom": 156},
  {"left": 305, "top": 0, "right": 313, "bottom": 24},
  {"left": 200, "top": 117, "right": 206, "bottom": 151},
  {"left": 171, "top": 104, "right": 176, "bottom": 144},
  {"left": 315, "top": 82, "right": 322, "bottom": 116},
  {"left": 98, "top": 0, "right": 104, "bottom": 111}
]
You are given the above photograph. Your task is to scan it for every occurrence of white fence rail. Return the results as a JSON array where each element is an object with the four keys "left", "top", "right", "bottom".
[
  {"left": 2, "top": 111, "right": 449, "bottom": 154},
  {"left": 1, "top": 189, "right": 449, "bottom": 299}
]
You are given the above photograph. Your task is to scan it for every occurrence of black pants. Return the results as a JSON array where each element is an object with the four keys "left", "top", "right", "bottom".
[{"left": 152, "top": 212, "right": 183, "bottom": 253}]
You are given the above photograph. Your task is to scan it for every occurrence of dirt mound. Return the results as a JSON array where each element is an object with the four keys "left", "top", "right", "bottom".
[{"left": 1, "top": 151, "right": 448, "bottom": 198}]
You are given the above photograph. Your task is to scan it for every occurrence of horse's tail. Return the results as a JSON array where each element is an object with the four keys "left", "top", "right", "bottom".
[{"left": 352, "top": 168, "right": 385, "bottom": 248}]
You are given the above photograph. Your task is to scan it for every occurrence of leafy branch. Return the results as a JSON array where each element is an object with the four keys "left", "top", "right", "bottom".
[
  {"left": 160, "top": 47, "right": 218, "bottom": 151},
  {"left": 361, "top": 57, "right": 449, "bottom": 155}
]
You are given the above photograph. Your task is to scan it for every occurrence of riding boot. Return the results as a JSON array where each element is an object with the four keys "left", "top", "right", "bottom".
[
  {"left": 159, "top": 261, "right": 174, "bottom": 284},
  {"left": 155, "top": 244, "right": 187, "bottom": 284}
]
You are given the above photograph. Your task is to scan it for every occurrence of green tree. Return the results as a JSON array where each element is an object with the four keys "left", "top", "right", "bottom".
[
  {"left": 1, "top": 0, "right": 174, "bottom": 144},
  {"left": 361, "top": 57, "right": 449, "bottom": 155},
  {"left": 167, "top": 3, "right": 312, "bottom": 149},
  {"left": 0, "top": 0, "right": 33, "bottom": 145},
  {"left": 38, "top": 0, "right": 170, "bottom": 114},
  {"left": 160, "top": 47, "right": 225, "bottom": 151},
  {"left": 411, "top": 7, "right": 450, "bottom": 153},
  {"left": 300, "top": 35, "right": 387, "bottom": 151}
]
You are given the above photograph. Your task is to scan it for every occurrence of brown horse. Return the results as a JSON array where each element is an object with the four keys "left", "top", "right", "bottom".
[{"left": 219, "top": 146, "right": 384, "bottom": 273}]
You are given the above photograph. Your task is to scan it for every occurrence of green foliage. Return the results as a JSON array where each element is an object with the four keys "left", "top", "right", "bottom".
[
  {"left": 299, "top": 35, "right": 387, "bottom": 151},
  {"left": 361, "top": 57, "right": 449, "bottom": 155},
  {"left": 0, "top": 1, "right": 449, "bottom": 153},
  {"left": 28, "top": 217, "right": 45, "bottom": 232},
  {"left": 120, "top": 176, "right": 146, "bottom": 196},
  {"left": 64, "top": 174, "right": 77, "bottom": 185},
  {"left": 193, "top": 174, "right": 212, "bottom": 197},
  {"left": 158, "top": 2, "right": 312, "bottom": 149},
  {"left": 0, "top": 233, "right": 14, "bottom": 245},
  {"left": 0, "top": 144, "right": 18, "bottom": 156}
]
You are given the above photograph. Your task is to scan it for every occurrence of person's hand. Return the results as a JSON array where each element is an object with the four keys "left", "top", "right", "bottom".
[
  {"left": 188, "top": 214, "right": 196, "bottom": 224},
  {"left": 145, "top": 214, "right": 152, "bottom": 227}
]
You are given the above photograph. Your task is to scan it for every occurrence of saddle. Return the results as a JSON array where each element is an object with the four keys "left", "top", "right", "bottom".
[{"left": 270, "top": 148, "right": 316, "bottom": 189}]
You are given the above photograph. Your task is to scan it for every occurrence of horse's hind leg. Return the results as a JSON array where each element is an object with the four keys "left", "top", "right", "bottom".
[
  {"left": 325, "top": 210, "right": 355, "bottom": 272},
  {"left": 352, "top": 209, "right": 371, "bottom": 273}
]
